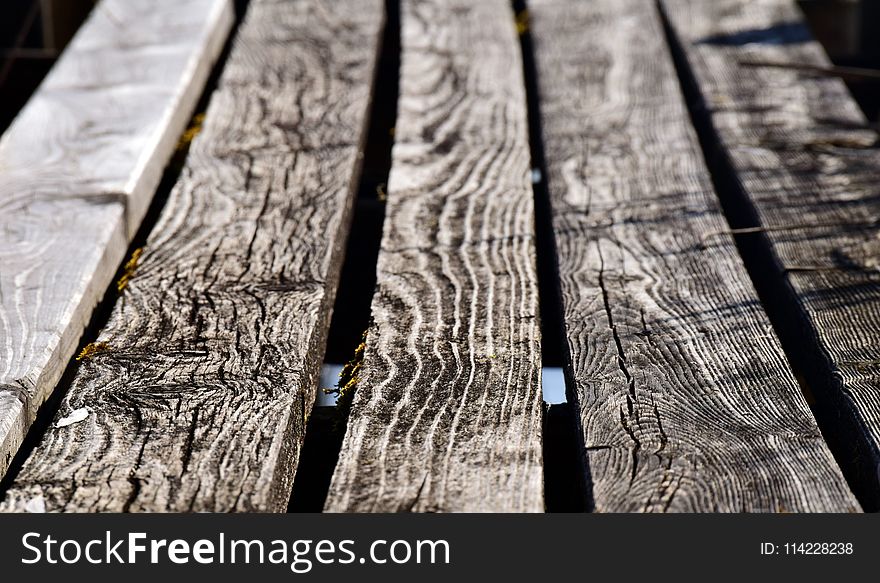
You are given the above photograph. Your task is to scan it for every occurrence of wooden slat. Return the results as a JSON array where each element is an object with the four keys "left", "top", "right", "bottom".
[
  {"left": 2, "top": 0, "right": 235, "bottom": 235},
  {"left": 660, "top": 0, "right": 880, "bottom": 505},
  {"left": 0, "top": 0, "right": 233, "bottom": 479},
  {"left": 324, "top": 0, "right": 543, "bottom": 512},
  {"left": 0, "top": 0, "right": 383, "bottom": 512},
  {"left": 529, "top": 0, "right": 859, "bottom": 511}
]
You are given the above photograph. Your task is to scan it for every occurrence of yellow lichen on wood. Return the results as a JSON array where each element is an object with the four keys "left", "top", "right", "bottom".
[
  {"left": 515, "top": 9, "right": 529, "bottom": 35},
  {"left": 76, "top": 342, "right": 111, "bottom": 361},
  {"left": 176, "top": 113, "right": 206, "bottom": 151},
  {"left": 324, "top": 331, "right": 368, "bottom": 424},
  {"left": 117, "top": 247, "right": 144, "bottom": 292},
  {"left": 329, "top": 335, "right": 366, "bottom": 402}
]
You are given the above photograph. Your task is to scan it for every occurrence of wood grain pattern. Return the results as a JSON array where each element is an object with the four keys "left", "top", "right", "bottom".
[
  {"left": 0, "top": 0, "right": 233, "bottom": 480},
  {"left": 529, "top": 0, "right": 858, "bottom": 511},
  {"left": 0, "top": 0, "right": 383, "bottom": 512},
  {"left": 1, "top": 0, "right": 235, "bottom": 234},
  {"left": 661, "top": 0, "right": 880, "bottom": 503},
  {"left": 324, "top": 0, "right": 544, "bottom": 512}
]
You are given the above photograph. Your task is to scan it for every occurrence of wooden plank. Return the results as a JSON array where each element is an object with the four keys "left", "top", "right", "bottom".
[
  {"left": 324, "top": 0, "right": 544, "bottom": 512},
  {"left": 0, "top": 0, "right": 233, "bottom": 480},
  {"left": 0, "top": 0, "right": 384, "bottom": 513},
  {"left": 661, "top": 0, "right": 880, "bottom": 506},
  {"left": 529, "top": 0, "right": 859, "bottom": 511},
  {"left": 3, "top": 0, "right": 234, "bottom": 235}
]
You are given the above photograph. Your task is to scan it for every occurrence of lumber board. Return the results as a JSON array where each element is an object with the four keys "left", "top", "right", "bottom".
[
  {"left": 324, "top": 0, "right": 544, "bottom": 512},
  {"left": 529, "top": 0, "right": 859, "bottom": 511},
  {"left": 0, "top": 0, "right": 233, "bottom": 481},
  {"left": 661, "top": 0, "right": 880, "bottom": 504},
  {"left": 0, "top": 0, "right": 383, "bottom": 512},
  {"left": 2, "top": 0, "right": 234, "bottom": 235}
]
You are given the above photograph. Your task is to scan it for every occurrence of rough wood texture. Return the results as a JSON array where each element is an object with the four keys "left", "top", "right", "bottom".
[
  {"left": 0, "top": 0, "right": 232, "bottom": 480},
  {"left": 661, "top": 0, "right": 880, "bottom": 504},
  {"left": 0, "top": 0, "right": 383, "bottom": 512},
  {"left": 325, "top": 0, "right": 543, "bottom": 512},
  {"left": 2, "top": 0, "right": 234, "bottom": 234},
  {"left": 530, "top": 0, "right": 859, "bottom": 511}
]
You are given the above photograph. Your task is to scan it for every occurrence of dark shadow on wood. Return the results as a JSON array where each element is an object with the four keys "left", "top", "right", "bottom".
[
  {"left": 658, "top": 0, "right": 880, "bottom": 512},
  {"left": 696, "top": 22, "right": 813, "bottom": 46},
  {"left": 514, "top": 0, "right": 592, "bottom": 513},
  {"left": 287, "top": 408, "right": 346, "bottom": 512},
  {"left": 288, "top": 0, "right": 401, "bottom": 513}
]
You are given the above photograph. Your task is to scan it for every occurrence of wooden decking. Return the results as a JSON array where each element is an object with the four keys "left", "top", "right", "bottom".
[
  {"left": 0, "top": 0, "right": 878, "bottom": 512},
  {"left": 323, "top": 0, "right": 544, "bottom": 513},
  {"left": 530, "top": 0, "right": 856, "bottom": 512}
]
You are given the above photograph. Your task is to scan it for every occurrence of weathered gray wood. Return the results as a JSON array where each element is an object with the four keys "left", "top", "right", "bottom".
[
  {"left": 324, "top": 0, "right": 543, "bottom": 512},
  {"left": 0, "top": 0, "right": 233, "bottom": 480},
  {"left": 530, "top": 0, "right": 859, "bottom": 511},
  {"left": 3, "top": 0, "right": 234, "bottom": 234},
  {"left": 0, "top": 0, "right": 383, "bottom": 512},
  {"left": 661, "top": 0, "right": 880, "bottom": 504}
]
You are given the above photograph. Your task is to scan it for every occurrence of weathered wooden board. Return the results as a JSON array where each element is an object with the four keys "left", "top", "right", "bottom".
[
  {"left": 0, "top": 0, "right": 233, "bottom": 480},
  {"left": 661, "top": 0, "right": 880, "bottom": 505},
  {"left": 529, "top": 0, "right": 859, "bottom": 511},
  {"left": 2, "top": 0, "right": 235, "bottom": 235},
  {"left": 0, "top": 0, "right": 384, "bottom": 512},
  {"left": 324, "top": 0, "right": 544, "bottom": 512}
]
